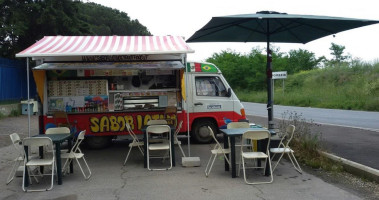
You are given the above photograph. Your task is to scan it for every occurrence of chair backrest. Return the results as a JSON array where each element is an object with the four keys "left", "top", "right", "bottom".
[
  {"left": 242, "top": 130, "right": 270, "bottom": 141},
  {"left": 164, "top": 106, "right": 177, "bottom": 116},
  {"left": 227, "top": 122, "right": 250, "bottom": 129},
  {"left": 207, "top": 126, "right": 223, "bottom": 148},
  {"left": 23, "top": 137, "right": 54, "bottom": 157},
  {"left": 242, "top": 130, "right": 271, "bottom": 153},
  {"left": 70, "top": 130, "right": 86, "bottom": 154},
  {"left": 147, "top": 119, "right": 168, "bottom": 125},
  {"left": 10, "top": 133, "right": 23, "bottom": 156},
  {"left": 146, "top": 125, "right": 171, "bottom": 136},
  {"left": 175, "top": 120, "right": 183, "bottom": 136},
  {"left": 282, "top": 125, "right": 296, "bottom": 147},
  {"left": 53, "top": 111, "right": 70, "bottom": 127},
  {"left": 45, "top": 127, "right": 71, "bottom": 134},
  {"left": 125, "top": 123, "right": 139, "bottom": 140}
]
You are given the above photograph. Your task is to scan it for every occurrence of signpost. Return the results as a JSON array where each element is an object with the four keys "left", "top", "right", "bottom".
[{"left": 272, "top": 71, "right": 287, "bottom": 94}]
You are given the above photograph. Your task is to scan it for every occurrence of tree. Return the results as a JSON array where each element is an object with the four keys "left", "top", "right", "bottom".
[
  {"left": 329, "top": 43, "right": 350, "bottom": 65},
  {"left": 0, "top": 0, "right": 151, "bottom": 59}
]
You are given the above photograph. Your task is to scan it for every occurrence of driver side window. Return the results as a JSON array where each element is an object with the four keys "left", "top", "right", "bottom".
[{"left": 195, "top": 76, "right": 227, "bottom": 97}]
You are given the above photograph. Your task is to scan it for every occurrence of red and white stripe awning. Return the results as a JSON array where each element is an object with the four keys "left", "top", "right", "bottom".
[{"left": 16, "top": 36, "right": 194, "bottom": 58}]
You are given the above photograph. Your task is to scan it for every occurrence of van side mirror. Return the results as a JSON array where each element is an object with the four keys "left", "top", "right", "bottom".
[{"left": 226, "top": 88, "right": 232, "bottom": 97}]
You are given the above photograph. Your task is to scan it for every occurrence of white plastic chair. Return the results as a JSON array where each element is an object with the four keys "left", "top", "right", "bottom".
[
  {"left": 61, "top": 130, "right": 91, "bottom": 180},
  {"left": 204, "top": 126, "right": 230, "bottom": 177},
  {"left": 270, "top": 125, "right": 302, "bottom": 174},
  {"left": 123, "top": 123, "right": 144, "bottom": 165},
  {"left": 22, "top": 137, "right": 55, "bottom": 192},
  {"left": 6, "top": 133, "right": 39, "bottom": 185},
  {"left": 146, "top": 125, "right": 172, "bottom": 171},
  {"left": 174, "top": 120, "right": 186, "bottom": 157},
  {"left": 239, "top": 130, "right": 273, "bottom": 185}
]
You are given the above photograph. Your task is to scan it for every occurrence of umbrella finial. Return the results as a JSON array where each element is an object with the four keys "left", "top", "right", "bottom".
[{"left": 256, "top": 11, "right": 287, "bottom": 15}]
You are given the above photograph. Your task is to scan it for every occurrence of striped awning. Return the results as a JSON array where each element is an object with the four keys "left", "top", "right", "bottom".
[{"left": 16, "top": 36, "right": 194, "bottom": 58}]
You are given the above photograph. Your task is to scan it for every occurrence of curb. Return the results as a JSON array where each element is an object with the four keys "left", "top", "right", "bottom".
[{"left": 320, "top": 151, "right": 379, "bottom": 183}]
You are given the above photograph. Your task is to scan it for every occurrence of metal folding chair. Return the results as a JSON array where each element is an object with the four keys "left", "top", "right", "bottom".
[
  {"left": 123, "top": 123, "right": 144, "bottom": 165},
  {"left": 22, "top": 137, "right": 55, "bottom": 192},
  {"left": 61, "top": 130, "right": 92, "bottom": 180},
  {"left": 270, "top": 125, "right": 302, "bottom": 174},
  {"left": 205, "top": 126, "right": 230, "bottom": 177},
  {"left": 239, "top": 130, "right": 273, "bottom": 185}
]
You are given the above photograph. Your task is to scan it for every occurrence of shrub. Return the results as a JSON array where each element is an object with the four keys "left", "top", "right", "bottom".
[{"left": 278, "top": 110, "right": 343, "bottom": 171}]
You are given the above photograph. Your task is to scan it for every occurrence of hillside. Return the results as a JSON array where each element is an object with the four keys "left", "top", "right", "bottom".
[{"left": 236, "top": 62, "right": 379, "bottom": 111}]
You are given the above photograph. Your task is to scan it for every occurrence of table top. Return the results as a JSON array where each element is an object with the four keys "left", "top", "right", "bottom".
[
  {"left": 33, "top": 133, "right": 72, "bottom": 143},
  {"left": 219, "top": 127, "right": 268, "bottom": 136}
]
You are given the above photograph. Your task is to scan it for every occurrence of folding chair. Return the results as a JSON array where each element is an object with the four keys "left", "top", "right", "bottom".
[
  {"left": 174, "top": 120, "right": 186, "bottom": 157},
  {"left": 146, "top": 125, "right": 172, "bottom": 171},
  {"left": 205, "top": 126, "right": 230, "bottom": 177},
  {"left": 123, "top": 123, "right": 144, "bottom": 165},
  {"left": 6, "top": 133, "right": 38, "bottom": 185},
  {"left": 164, "top": 106, "right": 177, "bottom": 125},
  {"left": 270, "top": 125, "right": 302, "bottom": 174},
  {"left": 147, "top": 119, "right": 168, "bottom": 143},
  {"left": 22, "top": 137, "right": 55, "bottom": 192},
  {"left": 239, "top": 130, "right": 273, "bottom": 185},
  {"left": 61, "top": 130, "right": 91, "bottom": 180},
  {"left": 52, "top": 111, "right": 71, "bottom": 128}
]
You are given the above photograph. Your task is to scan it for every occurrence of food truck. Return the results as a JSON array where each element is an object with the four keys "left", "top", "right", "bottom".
[{"left": 16, "top": 36, "right": 247, "bottom": 148}]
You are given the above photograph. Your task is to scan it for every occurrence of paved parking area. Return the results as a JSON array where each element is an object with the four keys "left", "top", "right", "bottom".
[{"left": 1, "top": 136, "right": 362, "bottom": 200}]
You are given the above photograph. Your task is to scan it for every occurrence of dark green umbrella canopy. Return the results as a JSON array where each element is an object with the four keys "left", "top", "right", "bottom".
[
  {"left": 187, "top": 11, "right": 379, "bottom": 43},
  {"left": 187, "top": 11, "right": 379, "bottom": 130}
]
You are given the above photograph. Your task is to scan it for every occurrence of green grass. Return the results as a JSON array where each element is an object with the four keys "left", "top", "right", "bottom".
[{"left": 236, "top": 62, "right": 379, "bottom": 111}]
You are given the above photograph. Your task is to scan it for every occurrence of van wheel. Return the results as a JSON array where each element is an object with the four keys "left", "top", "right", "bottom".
[
  {"left": 85, "top": 136, "right": 113, "bottom": 149},
  {"left": 192, "top": 120, "right": 216, "bottom": 144}
]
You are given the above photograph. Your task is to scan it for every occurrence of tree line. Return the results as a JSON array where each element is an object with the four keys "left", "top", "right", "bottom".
[
  {"left": 206, "top": 43, "right": 352, "bottom": 91},
  {"left": 0, "top": 0, "right": 151, "bottom": 59}
]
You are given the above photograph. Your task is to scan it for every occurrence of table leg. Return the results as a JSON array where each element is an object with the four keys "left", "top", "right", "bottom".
[
  {"left": 55, "top": 143, "right": 63, "bottom": 185},
  {"left": 223, "top": 133, "right": 229, "bottom": 171},
  {"left": 23, "top": 146, "right": 29, "bottom": 187},
  {"left": 230, "top": 137, "right": 236, "bottom": 178},
  {"left": 171, "top": 131, "right": 175, "bottom": 167},
  {"left": 144, "top": 131, "right": 147, "bottom": 168},
  {"left": 67, "top": 138, "right": 73, "bottom": 173}
]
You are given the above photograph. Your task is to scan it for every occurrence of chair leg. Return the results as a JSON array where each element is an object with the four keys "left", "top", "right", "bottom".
[
  {"left": 271, "top": 152, "right": 285, "bottom": 172},
  {"left": 75, "top": 157, "right": 92, "bottom": 180},
  {"left": 288, "top": 152, "right": 302, "bottom": 174},
  {"left": 204, "top": 154, "right": 217, "bottom": 177},
  {"left": 123, "top": 146, "right": 134, "bottom": 166},
  {"left": 175, "top": 138, "right": 186, "bottom": 157},
  {"left": 6, "top": 160, "right": 19, "bottom": 185}
]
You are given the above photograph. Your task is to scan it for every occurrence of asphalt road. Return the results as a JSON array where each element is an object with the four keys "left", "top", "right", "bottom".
[
  {"left": 243, "top": 102, "right": 379, "bottom": 131},
  {"left": 243, "top": 102, "right": 379, "bottom": 170}
]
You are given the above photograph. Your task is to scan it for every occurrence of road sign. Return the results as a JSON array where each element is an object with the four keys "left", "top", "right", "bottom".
[{"left": 272, "top": 71, "right": 287, "bottom": 79}]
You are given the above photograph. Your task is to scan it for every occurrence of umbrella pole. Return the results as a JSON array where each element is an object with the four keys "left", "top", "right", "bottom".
[{"left": 266, "top": 22, "right": 274, "bottom": 130}]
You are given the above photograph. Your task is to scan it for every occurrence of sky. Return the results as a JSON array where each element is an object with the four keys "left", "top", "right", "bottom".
[{"left": 89, "top": 0, "right": 379, "bottom": 63}]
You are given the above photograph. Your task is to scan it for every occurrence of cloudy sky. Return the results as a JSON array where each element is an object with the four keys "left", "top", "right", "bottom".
[{"left": 90, "top": 0, "right": 379, "bottom": 62}]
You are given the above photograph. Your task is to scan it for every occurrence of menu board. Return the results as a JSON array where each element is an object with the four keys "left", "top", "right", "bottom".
[{"left": 48, "top": 80, "right": 108, "bottom": 97}]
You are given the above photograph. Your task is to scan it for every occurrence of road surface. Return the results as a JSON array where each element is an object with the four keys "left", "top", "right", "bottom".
[
  {"left": 243, "top": 102, "right": 379, "bottom": 170},
  {"left": 243, "top": 102, "right": 379, "bottom": 131}
]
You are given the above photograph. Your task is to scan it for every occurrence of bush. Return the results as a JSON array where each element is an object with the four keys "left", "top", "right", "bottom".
[{"left": 279, "top": 111, "right": 343, "bottom": 171}]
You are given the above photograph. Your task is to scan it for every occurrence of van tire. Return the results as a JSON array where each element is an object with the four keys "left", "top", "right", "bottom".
[
  {"left": 85, "top": 136, "right": 113, "bottom": 149},
  {"left": 192, "top": 119, "right": 216, "bottom": 144}
]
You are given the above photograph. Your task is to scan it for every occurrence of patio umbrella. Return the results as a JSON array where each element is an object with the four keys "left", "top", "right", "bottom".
[{"left": 186, "top": 11, "right": 379, "bottom": 130}]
